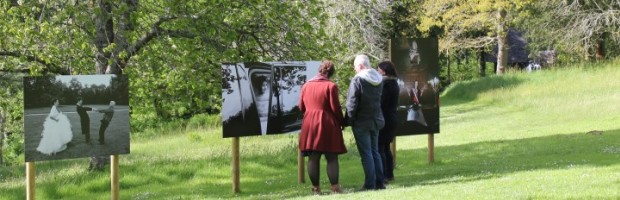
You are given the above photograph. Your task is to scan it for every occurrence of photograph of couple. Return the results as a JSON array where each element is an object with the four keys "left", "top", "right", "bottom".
[{"left": 24, "top": 75, "right": 130, "bottom": 162}]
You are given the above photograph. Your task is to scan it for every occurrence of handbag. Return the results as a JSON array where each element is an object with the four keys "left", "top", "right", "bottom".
[
  {"left": 407, "top": 107, "right": 418, "bottom": 121},
  {"left": 407, "top": 105, "right": 427, "bottom": 126}
]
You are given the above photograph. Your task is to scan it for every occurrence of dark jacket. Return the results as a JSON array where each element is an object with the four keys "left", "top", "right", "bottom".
[
  {"left": 346, "top": 69, "right": 384, "bottom": 130},
  {"left": 99, "top": 107, "right": 114, "bottom": 122},
  {"left": 76, "top": 105, "right": 92, "bottom": 123},
  {"left": 381, "top": 76, "right": 400, "bottom": 129}
]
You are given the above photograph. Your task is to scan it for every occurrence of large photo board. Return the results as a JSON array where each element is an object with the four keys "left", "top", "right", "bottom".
[
  {"left": 391, "top": 38, "right": 441, "bottom": 135},
  {"left": 23, "top": 75, "right": 130, "bottom": 162},
  {"left": 221, "top": 61, "right": 319, "bottom": 138}
]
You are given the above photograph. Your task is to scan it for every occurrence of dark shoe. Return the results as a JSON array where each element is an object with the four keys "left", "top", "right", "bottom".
[
  {"left": 312, "top": 186, "right": 321, "bottom": 195},
  {"left": 358, "top": 187, "right": 372, "bottom": 192},
  {"left": 376, "top": 184, "right": 386, "bottom": 190},
  {"left": 331, "top": 184, "right": 342, "bottom": 194}
]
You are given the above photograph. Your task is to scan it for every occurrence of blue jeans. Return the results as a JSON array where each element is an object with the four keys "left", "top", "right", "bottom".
[{"left": 352, "top": 126, "right": 384, "bottom": 189}]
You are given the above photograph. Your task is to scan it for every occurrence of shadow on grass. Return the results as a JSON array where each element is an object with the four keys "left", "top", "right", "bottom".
[
  {"left": 391, "top": 129, "right": 620, "bottom": 188},
  {"left": 2, "top": 129, "right": 618, "bottom": 199},
  {"left": 441, "top": 75, "right": 524, "bottom": 107}
]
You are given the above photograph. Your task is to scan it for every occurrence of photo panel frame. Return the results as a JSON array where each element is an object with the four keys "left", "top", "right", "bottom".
[
  {"left": 23, "top": 75, "right": 130, "bottom": 162},
  {"left": 391, "top": 38, "right": 441, "bottom": 135},
  {"left": 221, "top": 61, "right": 320, "bottom": 138}
]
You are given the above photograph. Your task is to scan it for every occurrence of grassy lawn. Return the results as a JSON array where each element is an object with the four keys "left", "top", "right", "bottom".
[{"left": 1, "top": 61, "right": 619, "bottom": 199}]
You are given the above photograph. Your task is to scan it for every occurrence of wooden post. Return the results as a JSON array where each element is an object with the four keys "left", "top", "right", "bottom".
[
  {"left": 390, "top": 137, "right": 396, "bottom": 166},
  {"left": 428, "top": 134, "right": 435, "bottom": 164},
  {"left": 298, "top": 150, "right": 304, "bottom": 183},
  {"left": 26, "top": 162, "right": 35, "bottom": 200},
  {"left": 232, "top": 137, "right": 240, "bottom": 193},
  {"left": 111, "top": 155, "right": 119, "bottom": 200}
]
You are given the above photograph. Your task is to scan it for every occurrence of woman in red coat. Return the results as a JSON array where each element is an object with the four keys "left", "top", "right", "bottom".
[{"left": 299, "top": 60, "right": 346, "bottom": 194}]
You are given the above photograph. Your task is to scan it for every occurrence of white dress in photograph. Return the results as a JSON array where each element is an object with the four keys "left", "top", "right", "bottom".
[{"left": 36, "top": 105, "right": 73, "bottom": 155}]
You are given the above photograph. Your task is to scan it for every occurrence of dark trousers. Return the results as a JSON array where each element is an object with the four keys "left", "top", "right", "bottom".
[
  {"left": 81, "top": 120, "right": 90, "bottom": 141},
  {"left": 99, "top": 120, "right": 110, "bottom": 144},
  {"left": 378, "top": 125, "right": 396, "bottom": 179}
]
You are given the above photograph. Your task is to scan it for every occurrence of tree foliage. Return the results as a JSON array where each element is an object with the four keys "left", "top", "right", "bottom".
[
  {"left": 320, "top": 0, "right": 393, "bottom": 99},
  {"left": 0, "top": 0, "right": 337, "bottom": 165},
  {"left": 520, "top": 0, "right": 620, "bottom": 61},
  {"left": 1, "top": 0, "right": 334, "bottom": 117},
  {"left": 0, "top": 73, "right": 24, "bottom": 165},
  {"left": 416, "top": 0, "right": 534, "bottom": 74}
]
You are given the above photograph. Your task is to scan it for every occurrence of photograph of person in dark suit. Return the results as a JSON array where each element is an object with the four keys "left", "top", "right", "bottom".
[
  {"left": 97, "top": 101, "right": 115, "bottom": 145},
  {"left": 76, "top": 99, "right": 95, "bottom": 144}
]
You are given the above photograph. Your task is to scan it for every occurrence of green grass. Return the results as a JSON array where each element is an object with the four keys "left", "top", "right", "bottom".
[{"left": 1, "top": 61, "right": 619, "bottom": 199}]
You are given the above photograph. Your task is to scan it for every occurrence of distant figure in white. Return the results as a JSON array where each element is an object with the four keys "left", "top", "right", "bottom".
[
  {"left": 253, "top": 75, "right": 271, "bottom": 135},
  {"left": 37, "top": 99, "right": 73, "bottom": 155},
  {"left": 409, "top": 41, "right": 421, "bottom": 66}
]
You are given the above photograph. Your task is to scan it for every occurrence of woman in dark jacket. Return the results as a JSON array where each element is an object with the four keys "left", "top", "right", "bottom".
[
  {"left": 298, "top": 60, "right": 346, "bottom": 194},
  {"left": 377, "top": 61, "right": 400, "bottom": 183}
]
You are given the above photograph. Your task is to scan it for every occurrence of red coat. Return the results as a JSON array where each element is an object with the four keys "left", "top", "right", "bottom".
[{"left": 298, "top": 75, "right": 347, "bottom": 154}]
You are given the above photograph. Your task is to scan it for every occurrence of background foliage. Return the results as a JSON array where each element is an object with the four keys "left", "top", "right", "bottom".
[{"left": 2, "top": 0, "right": 620, "bottom": 165}]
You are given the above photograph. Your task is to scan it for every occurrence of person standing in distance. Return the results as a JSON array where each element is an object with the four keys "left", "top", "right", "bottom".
[{"left": 346, "top": 54, "right": 386, "bottom": 190}]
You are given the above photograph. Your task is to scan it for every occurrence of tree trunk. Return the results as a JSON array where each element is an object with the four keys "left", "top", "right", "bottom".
[
  {"left": 0, "top": 111, "right": 5, "bottom": 165},
  {"left": 447, "top": 53, "right": 452, "bottom": 84},
  {"left": 496, "top": 8, "right": 508, "bottom": 74},
  {"left": 107, "top": 0, "right": 136, "bottom": 75},
  {"left": 90, "top": 0, "right": 115, "bottom": 171},
  {"left": 0, "top": 134, "right": 3, "bottom": 165},
  {"left": 94, "top": 0, "right": 114, "bottom": 74},
  {"left": 0, "top": 138, "right": 3, "bottom": 165},
  {"left": 90, "top": 1, "right": 138, "bottom": 170},
  {"left": 479, "top": 48, "right": 486, "bottom": 77},
  {"left": 595, "top": 37, "right": 605, "bottom": 60}
]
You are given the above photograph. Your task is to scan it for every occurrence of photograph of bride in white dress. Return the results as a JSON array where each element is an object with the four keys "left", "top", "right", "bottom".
[
  {"left": 36, "top": 99, "right": 73, "bottom": 155},
  {"left": 23, "top": 75, "right": 130, "bottom": 162}
]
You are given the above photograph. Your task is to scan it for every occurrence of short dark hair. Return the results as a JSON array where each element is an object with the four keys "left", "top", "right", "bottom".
[
  {"left": 378, "top": 61, "right": 398, "bottom": 77},
  {"left": 252, "top": 75, "right": 268, "bottom": 95},
  {"left": 318, "top": 60, "right": 335, "bottom": 78}
]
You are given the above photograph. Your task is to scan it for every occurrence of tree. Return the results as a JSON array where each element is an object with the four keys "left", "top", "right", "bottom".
[
  {"left": 417, "top": 0, "right": 534, "bottom": 74},
  {"left": 522, "top": 0, "right": 620, "bottom": 61},
  {"left": 1, "top": 0, "right": 335, "bottom": 117},
  {"left": 0, "top": 73, "right": 24, "bottom": 166},
  {"left": 1, "top": 0, "right": 336, "bottom": 166},
  {"left": 320, "top": 0, "right": 392, "bottom": 98}
]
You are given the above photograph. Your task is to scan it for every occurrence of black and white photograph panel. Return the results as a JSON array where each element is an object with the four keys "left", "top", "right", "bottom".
[
  {"left": 391, "top": 38, "right": 441, "bottom": 135},
  {"left": 221, "top": 61, "right": 319, "bottom": 138},
  {"left": 23, "top": 75, "right": 130, "bottom": 162}
]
